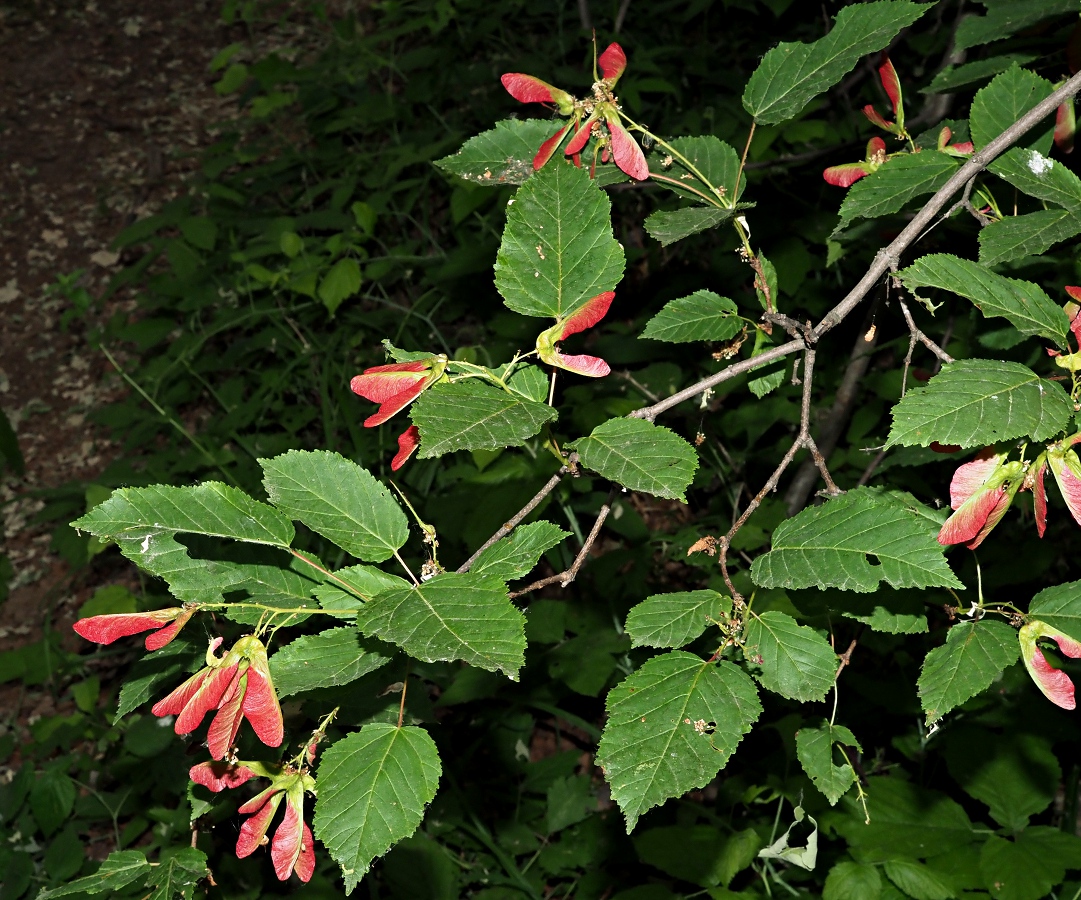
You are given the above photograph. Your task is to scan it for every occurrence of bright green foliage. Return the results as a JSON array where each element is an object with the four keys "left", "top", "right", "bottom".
[
  {"left": 494, "top": 162, "right": 625, "bottom": 319},
  {"left": 917, "top": 619, "right": 1020, "bottom": 725},
  {"left": 269, "top": 627, "right": 393, "bottom": 697},
  {"left": 743, "top": 611, "right": 837, "bottom": 701},
  {"left": 469, "top": 521, "right": 569, "bottom": 580},
  {"left": 640, "top": 291, "right": 743, "bottom": 343},
  {"left": 643, "top": 207, "right": 742, "bottom": 246},
  {"left": 316, "top": 565, "right": 412, "bottom": 614},
  {"left": 435, "top": 119, "right": 558, "bottom": 185},
  {"left": 991, "top": 147, "right": 1081, "bottom": 210},
  {"left": 979, "top": 207, "right": 1081, "bottom": 265},
  {"left": 924, "top": 53, "right": 1037, "bottom": 93},
  {"left": 741, "top": 0, "right": 929, "bottom": 124},
  {"left": 1028, "top": 579, "right": 1081, "bottom": 640},
  {"left": 571, "top": 418, "right": 698, "bottom": 501},
  {"left": 969, "top": 65, "right": 1054, "bottom": 151},
  {"left": 882, "top": 859, "right": 956, "bottom": 900},
  {"left": 210, "top": 554, "right": 325, "bottom": 626},
  {"left": 835, "top": 153, "right": 960, "bottom": 232},
  {"left": 503, "top": 362, "right": 549, "bottom": 402},
  {"left": 837, "top": 589, "right": 929, "bottom": 634},
  {"left": 37, "top": 850, "right": 152, "bottom": 898},
  {"left": 143, "top": 848, "right": 208, "bottom": 900},
  {"left": 955, "top": 0, "right": 1079, "bottom": 52},
  {"left": 659, "top": 136, "right": 744, "bottom": 203},
  {"left": 410, "top": 381, "right": 557, "bottom": 457},
  {"left": 898, "top": 253, "right": 1070, "bottom": 347},
  {"left": 796, "top": 722, "right": 860, "bottom": 805},
  {"left": 355, "top": 573, "right": 526, "bottom": 676},
  {"left": 823, "top": 861, "right": 883, "bottom": 900},
  {"left": 887, "top": 359, "right": 1073, "bottom": 448},
  {"left": 751, "top": 488, "right": 961, "bottom": 592},
  {"left": 314, "top": 725, "right": 442, "bottom": 894},
  {"left": 261, "top": 450, "right": 408, "bottom": 562},
  {"left": 596, "top": 652, "right": 761, "bottom": 831},
  {"left": 625, "top": 590, "right": 730, "bottom": 649}
]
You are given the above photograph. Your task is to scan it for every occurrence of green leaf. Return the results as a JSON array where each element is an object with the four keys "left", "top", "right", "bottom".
[
  {"left": 435, "top": 119, "right": 559, "bottom": 186},
  {"left": 144, "top": 847, "right": 207, "bottom": 900},
  {"left": 886, "top": 359, "right": 1073, "bottom": 448},
  {"left": 37, "top": 849, "right": 151, "bottom": 898},
  {"left": 823, "top": 861, "right": 883, "bottom": 900},
  {"left": 410, "top": 380, "right": 557, "bottom": 458},
  {"left": 797, "top": 722, "right": 860, "bottom": 805},
  {"left": 596, "top": 651, "right": 762, "bottom": 831},
  {"left": 319, "top": 257, "right": 362, "bottom": 315},
  {"left": 355, "top": 573, "right": 526, "bottom": 677},
  {"left": 31, "top": 770, "right": 76, "bottom": 838},
  {"left": 634, "top": 825, "right": 761, "bottom": 888},
  {"left": 955, "top": 0, "right": 1078, "bottom": 52},
  {"left": 1029, "top": 579, "right": 1081, "bottom": 641},
  {"left": 990, "top": 147, "right": 1081, "bottom": 211},
  {"left": 970, "top": 65, "right": 1054, "bottom": 152},
  {"left": 625, "top": 590, "right": 731, "bottom": 649},
  {"left": 979, "top": 828, "right": 1081, "bottom": 900},
  {"left": 640, "top": 291, "right": 743, "bottom": 343},
  {"left": 270, "top": 627, "right": 394, "bottom": 697},
  {"left": 751, "top": 488, "right": 961, "bottom": 593},
  {"left": 494, "top": 161, "right": 624, "bottom": 319},
  {"left": 898, "top": 253, "right": 1070, "bottom": 348},
  {"left": 837, "top": 589, "right": 929, "bottom": 634},
  {"left": 744, "top": 611, "right": 837, "bottom": 701},
  {"left": 115, "top": 638, "right": 201, "bottom": 721},
  {"left": 314, "top": 724, "right": 442, "bottom": 894},
  {"left": 741, "top": 0, "right": 929, "bottom": 124},
  {"left": 978, "top": 207, "right": 1081, "bottom": 266},
  {"left": 643, "top": 206, "right": 739, "bottom": 246},
  {"left": 835, "top": 153, "right": 960, "bottom": 233},
  {"left": 261, "top": 450, "right": 408, "bottom": 563},
  {"left": 656, "top": 136, "right": 744, "bottom": 203},
  {"left": 883, "top": 859, "right": 956, "bottom": 900},
  {"left": 209, "top": 552, "right": 325, "bottom": 627},
  {"left": 315, "top": 565, "right": 412, "bottom": 616},
  {"left": 923, "top": 53, "right": 1037, "bottom": 94},
  {"left": 757, "top": 805, "right": 818, "bottom": 870},
  {"left": 571, "top": 418, "right": 698, "bottom": 501},
  {"left": 917, "top": 619, "right": 1020, "bottom": 725},
  {"left": 470, "top": 521, "right": 570, "bottom": 580},
  {"left": 504, "top": 363, "right": 549, "bottom": 402}
]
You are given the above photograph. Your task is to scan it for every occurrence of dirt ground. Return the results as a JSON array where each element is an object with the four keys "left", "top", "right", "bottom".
[{"left": 0, "top": 0, "right": 235, "bottom": 682}]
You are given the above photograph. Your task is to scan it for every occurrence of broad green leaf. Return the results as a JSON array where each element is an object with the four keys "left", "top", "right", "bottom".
[
  {"left": 956, "top": 0, "right": 1078, "bottom": 52},
  {"left": 640, "top": 291, "right": 743, "bottom": 343},
  {"left": 1029, "top": 579, "right": 1081, "bottom": 641},
  {"left": 571, "top": 418, "right": 698, "bottom": 501},
  {"left": 835, "top": 153, "right": 960, "bottom": 233},
  {"left": 270, "top": 627, "right": 394, "bottom": 697},
  {"left": 979, "top": 828, "right": 1081, "bottom": 900},
  {"left": 898, "top": 253, "right": 1070, "bottom": 348},
  {"left": 261, "top": 450, "right": 408, "bottom": 563},
  {"left": 144, "top": 847, "right": 207, "bottom": 900},
  {"left": 31, "top": 770, "right": 75, "bottom": 837},
  {"left": 504, "top": 362, "right": 549, "bottom": 402},
  {"left": 314, "top": 724, "right": 441, "bottom": 894},
  {"left": 970, "top": 65, "right": 1054, "bottom": 152},
  {"left": 494, "top": 161, "right": 625, "bottom": 319},
  {"left": 37, "top": 850, "right": 151, "bottom": 898},
  {"left": 741, "top": 1, "right": 929, "bottom": 124},
  {"left": 917, "top": 619, "right": 1020, "bottom": 725},
  {"left": 470, "top": 521, "right": 570, "bottom": 580},
  {"left": 883, "top": 859, "right": 956, "bottom": 900},
  {"left": 797, "top": 722, "right": 860, "bottom": 806},
  {"left": 824, "top": 861, "right": 883, "bottom": 900},
  {"left": 410, "top": 380, "right": 557, "bottom": 458},
  {"left": 990, "top": 147, "right": 1081, "bottom": 210},
  {"left": 744, "top": 611, "right": 836, "bottom": 701},
  {"left": 115, "top": 637, "right": 201, "bottom": 721},
  {"left": 207, "top": 551, "right": 326, "bottom": 626},
  {"left": 315, "top": 565, "right": 413, "bottom": 617},
  {"left": 633, "top": 825, "right": 761, "bottom": 888},
  {"left": 751, "top": 488, "right": 961, "bottom": 593},
  {"left": 886, "top": 359, "right": 1073, "bottom": 448},
  {"left": 643, "top": 206, "right": 739, "bottom": 246},
  {"left": 656, "top": 135, "right": 744, "bottom": 203},
  {"left": 839, "top": 589, "right": 929, "bottom": 634},
  {"left": 435, "top": 119, "right": 560, "bottom": 186},
  {"left": 625, "top": 590, "right": 731, "bottom": 649},
  {"left": 978, "top": 207, "right": 1081, "bottom": 266},
  {"left": 319, "top": 257, "right": 362, "bottom": 315},
  {"left": 596, "top": 651, "right": 762, "bottom": 831},
  {"left": 355, "top": 573, "right": 526, "bottom": 677},
  {"left": 923, "top": 53, "right": 1037, "bottom": 94}
]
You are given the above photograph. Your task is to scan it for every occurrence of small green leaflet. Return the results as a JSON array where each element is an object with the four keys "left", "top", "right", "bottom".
[
  {"left": 917, "top": 619, "right": 1020, "bottom": 725},
  {"left": 741, "top": 1, "right": 929, "bottom": 125},
  {"left": 980, "top": 828, "right": 1081, "bottom": 900},
  {"left": 751, "top": 488, "right": 961, "bottom": 593},
  {"left": 990, "top": 147, "right": 1081, "bottom": 211},
  {"left": 955, "top": 0, "right": 1079, "bottom": 52},
  {"left": 979, "top": 208, "right": 1081, "bottom": 266},
  {"left": 834, "top": 153, "right": 960, "bottom": 234},
  {"left": 1029, "top": 579, "right": 1081, "bottom": 641},
  {"left": 494, "top": 162, "right": 625, "bottom": 319},
  {"left": 969, "top": 65, "right": 1054, "bottom": 152},
  {"left": 319, "top": 257, "right": 362, "bottom": 316},
  {"left": 410, "top": 381, "right": 557, "bottom": 458},
  {"left": 469, "top": 521, "right": 569, "bottom": 580},
  {"left": 625, "top": 590, "right": 731, "bottom": 649},
  {"left": 655, "top": 135, "right": 744, "bottom": 203},
  {"left": 743, "top": 611, "right": 836, "bottom": 701},
  {"left": 883, "top": 859, "right": 956, "bottom": 900},
  {"left": 898, "top": 254, "right": 1070, "bottom": 348},
  {"left": 886, "top": 359, "right": 1073, "bottom": 448},
  {"left": 314, "top": 724, "right": 441, "bottom": 895},
  {"left": 796, "top": 722, "right": 861, "bottom": 806},
  {"left": 596, "top": 651, "right": 762, "bottom": 832},
  {"left": 269, "top": 627, "right": 393, "bottom": 697},
  {"left": 435, "top": 119, "right": 560, "bottom": 185},
  {"left": 144, "top": 848, "right": 208, "bottom": 900},
  {"left": 355, "top": 573, "right": 526, "bottom": 677},
  {"left": 640, "top": 291, "right": 743, "bottom": 343},
  {"left": 261, "top": 450, "right": 408, "bottom": 563},
  {"left": 823, "top": 861, "right": 883, "bottom": 900},
  {"left": 923, "top": 53, "right": 1037, "bottom": 94},
  {"left": 36, "top": 849, "right": 151, "bottom": 898},
  {"left": 572, "top": 418, "right": 698, "bottom": 501},
  {"left": 644, "top": 206, "right": 741, "bottom": 246}
]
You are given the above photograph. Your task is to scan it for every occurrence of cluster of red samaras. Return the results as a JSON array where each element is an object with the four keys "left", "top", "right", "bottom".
[
  {"left": 501, "top": 42, "right": 649, "bottom": 181},
  {"left": 73, "top": 609, "right": 315, "bottom": 881}
]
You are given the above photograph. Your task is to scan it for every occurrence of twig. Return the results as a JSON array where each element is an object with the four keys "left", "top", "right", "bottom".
[
  {"left": 614, "top": 0, "right": 631, "bottom": 33},
  {"left": 899, "top": 298, "right": 954, "bottom": 395},
  {"left": 857, "top": 447, "right": 888, "bottom": 487}
]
